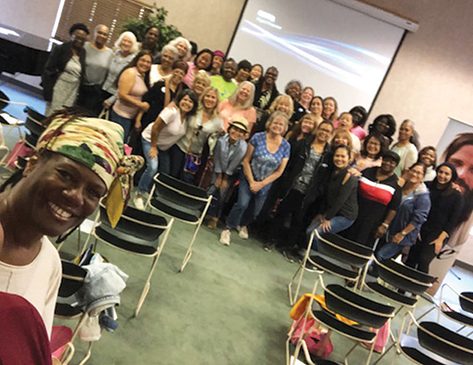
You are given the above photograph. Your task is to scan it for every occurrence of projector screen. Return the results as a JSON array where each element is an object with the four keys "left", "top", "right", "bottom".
[{"left": 227, "top": 0, "right": 406, "bottom": 113}]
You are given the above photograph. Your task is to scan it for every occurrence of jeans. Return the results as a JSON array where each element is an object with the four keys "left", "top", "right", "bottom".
[
  {"left": 109, "top": 108, "right": 132, "bottom": 142},
  {"left": 137, "top": 138, "right": 158, "bottom": 193},
  {"left": 207, "top": 176, "right": 236, "bottom": 218},
  {"left": 226, "top": 176, "right": 270, "bottom": 229},
  {"left": 375, "top": 242, "right": 404, "bottom": 261},
  {"left": 306, "top": 216, "right": 354, "bottom": 252},
  {"left": 158, "top": 144, "right": 184, "bottom": 178}
]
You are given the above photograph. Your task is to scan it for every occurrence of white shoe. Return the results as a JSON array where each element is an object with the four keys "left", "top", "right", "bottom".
[
  {"left": 238, "top": 226, "right": 249, "bottom": 240},
  {"left": 134, "top": 196, "right": 145, "bottom": 210},
  {"left": 219, "top": 229, "right": 231, "bottom": 246}
]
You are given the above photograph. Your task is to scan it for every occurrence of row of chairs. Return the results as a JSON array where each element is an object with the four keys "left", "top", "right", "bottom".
[{"left": 287, "top": 230, "right": 473, "bottom": 364}]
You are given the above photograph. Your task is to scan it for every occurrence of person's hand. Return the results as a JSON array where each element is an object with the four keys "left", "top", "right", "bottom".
[
  {"left": 140, "top": 102, "right": 150, "bottom": 112},
  {"left": 167, "top": 101, "right": 177, "bottom": 110},
  {"left": 220, "top": 178, "right": 229, "bottom": 192},
  {"left": 375, "top": 224, "right": 388, "bottom": 239},
  {"left": 348, "top": 167, "right": 361, "bottom": 177},
  {"left": 103, "top": 99, "right": 112, "bottom": 109},
  {"left": 451, "top": 182, "right": 463, "bottom": 193},
  {"left": 134, "top": 122, "right": 142, "bottom": 130},
  {"left": 319, "top": 218, "right": 332, "bottom": 232},
  {"left": 250, "top": 181, "right": 263, "bottom": 193},
  {"left": 148, "top": 146, "right": 158, "bottom": 159},
  {"left": 430, "top": 238, "right": 444, "bottom": 254},
  {"left": 214, "top": 175, "right": 222, "bottom": 188},
  {"left": 392, "top": 232, "right": 405, "bottom": 244}
]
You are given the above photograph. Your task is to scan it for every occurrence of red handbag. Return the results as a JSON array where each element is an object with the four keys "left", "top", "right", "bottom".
[{"left": 5, "top": 140, "right": 33, "bottom": 169}]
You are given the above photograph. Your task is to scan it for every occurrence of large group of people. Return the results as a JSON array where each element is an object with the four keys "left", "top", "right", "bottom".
[{"left": 1, "top": 20, "right": 472, "bottom": 362}]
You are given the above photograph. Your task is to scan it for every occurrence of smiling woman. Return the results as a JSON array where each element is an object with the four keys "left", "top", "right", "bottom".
[{"left": 0, "top": 110, "right": 134, "bottom": 338}]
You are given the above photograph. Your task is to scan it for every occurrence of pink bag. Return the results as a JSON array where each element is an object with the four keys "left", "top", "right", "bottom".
[
  {"left": 290, "top": 317, "right": 334, "bottom": 359},
  {"left": 361, "top": 320, "right": 390, "bottom": 353},
  {"left": 5, "top": 140, "right": 33, "bottom": 169}
]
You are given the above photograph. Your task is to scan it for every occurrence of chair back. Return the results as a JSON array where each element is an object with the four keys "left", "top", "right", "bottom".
[
  {"left": 58, "top": 261, "right": 87, "bottom": 297},
  {"left": 151, "top": 173, "right": 210, "bottom": 221},
  {"left": 374, "top": 258, "right": 434, "bottom": 294},
  {"left": 418, "top": 321, "right": 473, "bottom": 365},
  {"left": 316, "top": 231, "right": 372, "bottom": 268},
  {"left": 325, "top": 284, "right": 394, "bottom": 328},
  {"left": 98, "top": 203, "right": 168, "bottom": 250},
  {"left": 460, "top": 292, "right": 473, "bottom": 314},
  {"left": 24, "top": 107, "right": 46, "bottom": 147},
  {"left": 0, "top": 89, "right": 9, "bottom": 110}
]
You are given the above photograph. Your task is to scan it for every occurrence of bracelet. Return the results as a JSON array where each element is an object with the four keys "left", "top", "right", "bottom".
[{"left": 381, "top": 222, "right": 389, "bottom": 228}]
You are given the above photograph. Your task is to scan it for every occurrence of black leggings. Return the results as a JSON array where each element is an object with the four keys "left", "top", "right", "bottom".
[{"left": 405, "top": 239, "right": 437, "bottom": 274}]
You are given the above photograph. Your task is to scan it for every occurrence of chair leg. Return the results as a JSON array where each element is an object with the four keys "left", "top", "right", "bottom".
[
  {"left": 179, "top": 222, "right": 201, "bottom": 272},
  {"left": 288, "top": 264, "right": 304, "bottom": 306},
  {"left": 77, "top": 341, "right": 94, "bottom": 365},
  {"left": 134, "top": 255, "right": 160, "bottom": 317}
]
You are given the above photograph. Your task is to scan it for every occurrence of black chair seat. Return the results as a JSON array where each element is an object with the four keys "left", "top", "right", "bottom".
[
  {"left": 460, "top": 292, "right": 473, "bottom": 313},
  {"left": 442, "top": 309, "right": 473, "bottom": 326},
  {"left": 400, "top": 346, "right": 445, "bottom": 365},
  {"left": 317, "top": 232, "right": 372, "bottom": 268},
  {"left": 366, "top": 281, "right": 418, "bottom": 307},
  {"left": 55, "top": 303, "right": 82, "bottom": 317},
  {"left": 325, "top": 284, "right": 393, "bottom": 328},
  {"left": 312, "top": 309, "right": 375, "bottom": 342},
  {"left": 150, "top": 197, "right": 200, "bottom": 223},
  {"left": 95, "top": 225, "right": 158, "bottom": 255},
  {"left": 419, "top": 321, "right": 473, "bottom": 365},
  {"left": 309, "top": 255, "right": 358, "bottom": 280},
  {"left": 376, "top": 260, "right": 432, "bottom": 295}
]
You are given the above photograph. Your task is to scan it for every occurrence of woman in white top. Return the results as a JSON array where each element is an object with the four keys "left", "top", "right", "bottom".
[
  {"left": 391, "top": 119, "right": 418, "bottom": 176},
  {"left": 135, "top": 89, "right": 199, "bottom": 208},
  {"left": 109, "top": 50, "right": 152, "bottom": 141},
  {"left": 176, "top": 86, "right": 224, "bottom": 182},
  {"left": 102, "top": 31, "right": 138, "bottom": 108},
  {"left": 149, "top": 44, "right": 178, "bottom": 86}
]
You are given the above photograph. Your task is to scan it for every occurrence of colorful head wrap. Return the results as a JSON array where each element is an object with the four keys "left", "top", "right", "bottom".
[
  {"left": 36, "top": 116, "right": 125, "bottom": 189},
  {"left": 36, "top": 116, "right": 144, "bottom": 227}
]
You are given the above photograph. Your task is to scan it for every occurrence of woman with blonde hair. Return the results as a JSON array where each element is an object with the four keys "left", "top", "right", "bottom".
[
  {"left": 102, "top": 31, "right": 139, "bottom": 107},
  {"left": 218, "top": 81, "right": 257, "bottom": 132},
  {"left": 175, "top": 86, "right": 224, "bottom": 182},
  {"left": 286, "top": 113, "right": 318, "bottom": 146},
  {"left": 192, "top": 70, "right": 211, "bottom": 98},
  {"left": 253, "top": 94, "right": 294, "bottom": 134},
  {"left": 391, "top": 119, "right": 418, "bottom": 176},
  {"left": 331, "top": 128, "right": 353, "bottom": 151}
]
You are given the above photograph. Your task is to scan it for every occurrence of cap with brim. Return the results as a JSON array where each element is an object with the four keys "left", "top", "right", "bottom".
[
  {"left": 382, "top": 150, "right": 401, "bottom": 164},
  {"left": 229, "top": 116, "right": 249, "bottom": 133}
]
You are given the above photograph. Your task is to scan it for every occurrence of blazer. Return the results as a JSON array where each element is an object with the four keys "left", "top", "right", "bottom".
[{"left": 41, "top": 42, "right": 87, "bottom": 102}]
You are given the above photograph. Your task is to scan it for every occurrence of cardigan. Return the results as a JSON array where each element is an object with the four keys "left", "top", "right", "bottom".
[{"left": 41, "top": 42, "right": 87, "bottom": 102}]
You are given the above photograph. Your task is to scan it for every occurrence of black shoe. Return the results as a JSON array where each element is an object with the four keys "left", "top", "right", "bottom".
[
  {"left": 263, "top": 242, "right": 274, "bottom": 252},
  {"left": 282, "top": 249, "right": 296, "bottom": 263}
]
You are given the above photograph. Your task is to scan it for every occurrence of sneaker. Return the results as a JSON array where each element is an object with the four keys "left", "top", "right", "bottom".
[
  {"left": 207, "top": 217, "right": 218, "bottom": 230},
  {"left": 219, "top": 229, "right": 231, "bottom": 246},
  {"left": 134, "top": 196, "right": 145, "bottom": 210},
  {"left": 263, "top": 242, "right": 274, "bottom": 252},
  {"left": 282, "top": 249, "right": 297, "bottom": 263},
  {"left": 238, "top": 226, "right": 249, "bottom": 239}
]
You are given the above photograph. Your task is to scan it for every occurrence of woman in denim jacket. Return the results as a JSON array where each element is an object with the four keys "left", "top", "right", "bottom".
[{"left": 376, "top": 162, "right": 431, "bottom": 261}]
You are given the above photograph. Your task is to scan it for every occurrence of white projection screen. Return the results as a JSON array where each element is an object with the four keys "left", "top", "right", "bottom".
[{"left": 227, "top": 0, "right": 406, "bottom": 112}]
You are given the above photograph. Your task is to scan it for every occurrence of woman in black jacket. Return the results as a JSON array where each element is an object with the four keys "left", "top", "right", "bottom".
[
  {"left": 264, "top": 121, "right": 334, "bottom": 254},
  {"left": 41, "top": 23, "right": 89, "bottom": 116},
  {"left": 405, "top": 162, "right": 463, "bottom": 273}
]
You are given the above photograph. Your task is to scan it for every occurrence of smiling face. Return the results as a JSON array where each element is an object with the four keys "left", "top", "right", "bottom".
[
  {"left": 419, "top": 148, "right": 436, "bottom": 167},
  {"left": 333, "top": 147, "right": 350, "bottom": 169},
  {"left": 71, "top": 29, "right": 88, "bottom": 49},
  {"left": 94, "top": 25, "right": 109, "bottom": 47},
  {"left": 193, "top": 78, "right": 209, "bottom": 96},
  {"left": 286, "top": 82, "right": 301, "bottom": 102},
  {"left": 301, "top": 87, "right": 314, "bottom": 105},
  {"left": 448, "top": 145, "right": 473, "bottom": 191},
  {"left": 315, "top": 122, "right": 333, "bottom": 143},
  {"left": 202, "top": 89, "right": 218, "bottom": 110},
  {"left": 365, "top": 136, "right": 381, "bottom": 157},
  {"left": 136, "top": 54, "right": 152, "bottom": 74},
  {"left": 268, "top": 115, "right": 287, "bottom": 136},
  {"left": 196, "top": 52, "right": 212, "bottom": 70},
  {"left": 437, "top": 165, "right": 453, "bottom": 185},
  {"left": 334, "top": 133, "right": 349, "bottom": 147},
  {"left": 235, "top": 68, "right": 250, "bottom": 82},
  {"left": 176, "top": 41, "right": 188, "bottom": 58},
  {"left": 300, "top": 117, "right": 315, "bottom": 134},
  {"left": 161, "top": 49, "right": 175, "bottom": 68},
  {"left": 20, "top": 153, "right": 106, "bottom": 237},
  {"left": 380, "top": 157, "right": 398, "bottom": 175},
  {"left": 237, "top": 84, "right": 252, "bottom": 103},
  {"left": 228, "top": 125, "right": 247, "bottom": 143},
  {"left": 276, "top": 98, "right": 291, "bottom": 115},
  {"left": 338, "top": 113, "right": 353, "bottom": 131},
  {"left": 179, "top": 94, "right": 194, "bottom": 113},
  {"left": 398, "top": 121, "right": 414, "bottom": 142},
  {"left": 222, "top": 60, "right": 237, "bottom": 81},
  {"left": 144, "top": 27, "right": 159, "bottom": 47},
  {"left": 407, "top": 164, "right": 425, "bottom": 184},
  {"left": 212, "top": 56, "right": 224, "bottom": 72},
  {"left": 323, "top": 99, "right": 335, "bottom": 118},
  {"left": 309, "top": 97, "right": 323, "bottom": 115},
  {"left": 171, "top": 68, "right": 186, "bottom": 84},
  {"left": 250, "top": 65, "right": 263, "bottom": 80},
  {"left": 119, "top": 35, "right": 133, "bottom": 54},
  {"left": 264, "top": 68, "right": 278, "bottom": 86}
]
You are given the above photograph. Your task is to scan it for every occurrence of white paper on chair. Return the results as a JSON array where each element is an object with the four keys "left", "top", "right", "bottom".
[
  {"left": 79, "top": 219, "right": 95, "bottom": 234},
  {"left": 0, "top": 112, "right": 23, "bottom": 125}
]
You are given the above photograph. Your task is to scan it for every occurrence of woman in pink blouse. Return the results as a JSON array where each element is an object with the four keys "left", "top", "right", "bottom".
[{"left": 218, "top": 81, "right": 257, "bottom": 133}]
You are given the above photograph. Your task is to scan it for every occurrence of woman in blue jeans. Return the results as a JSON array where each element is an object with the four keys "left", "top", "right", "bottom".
[
  {"left": 375, "top": 162, "right": 431, "bottom": 261},
  {"left": 305, "top": 145, "right": 359, "bottom": 252},
  {"left": 219, "top": 111, "right": 291, "bottom": 245}
]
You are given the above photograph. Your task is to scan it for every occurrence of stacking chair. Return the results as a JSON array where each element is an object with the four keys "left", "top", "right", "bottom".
[
  {"left": 23, "top": 106, "right": 46, "bottom": 148},
  {"left": 91, "top": 202, "right": 172, "bottom": 316},
  {"left": 397, "top": 311, "right": 473, "bottom": 364},
  {"left": 146, "top": 173, "right": 212, "bottom": 272},
  {"left": 289, "top": 271, "right": 395, "bottom": 365},
  {"left": 288, "top": 230, "right": 373, "bottom": 305}
]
